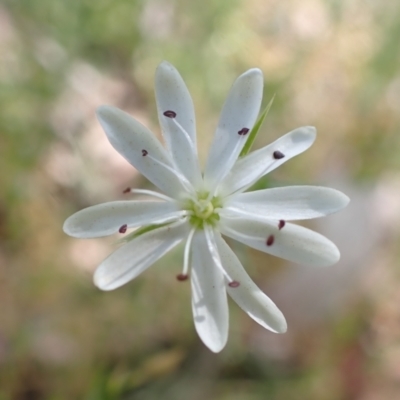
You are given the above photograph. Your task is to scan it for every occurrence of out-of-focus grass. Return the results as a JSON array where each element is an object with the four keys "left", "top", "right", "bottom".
[{"left": 1, "top": 0, "right": 400, "bottom": 399}]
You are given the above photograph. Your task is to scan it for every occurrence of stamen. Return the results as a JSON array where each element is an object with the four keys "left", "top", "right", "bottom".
[
  {"left": 206, "top": 130, "right": 250, "bottom": 200},
  {"left": 169, "top": 118, "right": 197, "bottom": 154},
  {"left": 163, "top": 110, "right": 176, "bottom": 118},
  {"left": 229, "top": 151, "right": 288, "bottom": 196},
  {"left": 238, "top": 127, "right": 249, "bottom": 136},
  {"left": 228, "top": 281, "right": 240, "bottom": 288},
  {"left": 123, "top": 187, "right": 131, "bottom": 194},
  {"left": 182, "top": 228, "right": 196, "bottom": 278},
  {"left": 158, "top": 117, "right": 202, "bottom": 189},
  {"left": 119, "top": 224, "right": 128, "bottom": 234},
  {"left": 221, "top": 207, "right": 281, "bottom": 226},
  {"left": 204, "top": 225, "right": 235, "bottom": 283},
  {"left": 144, "top": 153, "right": 195, "bottom": 195},
  {"left": 125, "top": 188, "right": 173, "bottom": 202},
  {"left": 273, "top": 150, "right": 285, "bottom": 159},
  {"left": 176, "top": 273, "right": 188, "bottom": 281},
  {"left": 142, "top": 149, "right": 148, "bottom": 156},
  {"left": 150, "top": 211, "right": 190, "bottom": 225},
  {"left": 266, "top": 235, "right": 274, "bottom": 246}
]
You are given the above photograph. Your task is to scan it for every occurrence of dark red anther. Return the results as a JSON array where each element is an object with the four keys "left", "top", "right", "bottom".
[
  {"left": 163, "top": 110, "right": 177, "bottom": 118},
  {"left": 273, "top": 150, "right": 285, "bottom": 159},
  {"left": 177, "top": 273, "right": 188, "bottom": 281},
  {"left": 142, "top": 149, "right": 148, "bottom": 156},
  {"left": 266, "top": 235, "right": 275, "bottom": 246},
  {"left": 238, "top": 127, "right": 250, "bottom": 136},
  {"left": 228, "top": 280, "right": 240, "bottom": 288},
  {"left": 123, "top": 187, "right": 131, "bottom": 194},
  {"left": 278, "top": 220, "right": 285, "bottom": 230},
  {"left": 119, "top": 224, "right": 128, "bottom": 234}
]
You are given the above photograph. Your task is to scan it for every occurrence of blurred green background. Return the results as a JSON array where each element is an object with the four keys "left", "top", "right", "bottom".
[{"left": 1, "top": 0, "right": 400, "bottom": 398}]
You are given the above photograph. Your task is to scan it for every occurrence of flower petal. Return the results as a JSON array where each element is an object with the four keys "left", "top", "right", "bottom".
[
  {"left": 155, "top": 61, "right": 197, "bottom": 145},
  {"left": 191, "top": 230, "right": 229, "bottom": 353},
  {"left": 94, "top": 220, "right": 188, "bottom": 291},
  {"left": 96, "top": 105, "right": 189, "bottom": 198},
  {"left": 155, "top": 62, "right": 202, "bottom": 187},
  {"left": 63, "top": 200, "right": 181, "bottom": 238},
  {"left": 219, "top": 216, "right": 340, "bottom": 267},
  {"left": 214, "top": 233, "right": 287, "bottom": 333},
  {"left": 219, "top": 126, "right": 316, "bottom": 196},
  {"left": 204, "top": 69, "right": 264, "bottom": 190},
  {"left": 224, "top": 186, "right": 350, "bottom": 221}
]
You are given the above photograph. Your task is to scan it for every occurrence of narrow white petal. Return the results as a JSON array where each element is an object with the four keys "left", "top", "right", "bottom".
[
  {"left": 220, "top": 217, "right": 340, "bottom": 267},
  {"left": 204, "top": 69, "right": 264, "bottom": 190},
  {"left": 155, "top": 61, "right": 196, "bottom": 144},
  {"left": 94, "top": 220, "right": 188, "bottom": 291},
  {"left": 191, "top": 230, "right": 229, "bottom": 353},
  {"left": 219, "top": 126, "right": 316, "bottom": 196},
  {"left": 63, "top": 200, "right": 181, "bottom": 238},
  {"left": 96, "top": 105, "right": 189, "bottom": 198},
  {"left": 224, "top": 186, "right": 350, "bottom": 221},
  {"left": 155, "top": 62, "right": 202, "bottom": 186},
  {"left": 214, "top": 233, "right": 287, "bottom": 333},
  {"left": 126, "top": 188, "right": 173, "bottom": 202}
]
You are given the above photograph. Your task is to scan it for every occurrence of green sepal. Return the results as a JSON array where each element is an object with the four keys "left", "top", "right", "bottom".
[
  {"left": 239, "top": 94, "right": 275, "bottom": 158},
  {"left": 117, "top": 222, "right": 172, "bottom": 244}
]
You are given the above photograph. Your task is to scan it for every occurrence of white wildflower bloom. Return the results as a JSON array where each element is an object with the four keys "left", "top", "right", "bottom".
[{"left": 63, "top": 61, "right": 349, "bottom": 353}]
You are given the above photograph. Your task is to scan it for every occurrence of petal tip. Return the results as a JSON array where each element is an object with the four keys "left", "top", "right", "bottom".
[
  {"left": 319, "top": 187, "right": 351, "bottom": 213},
  {"left": 266, "top": 309, "right": 287, "bottom": 334},
  {"left": 96, "top": 104, "right": 112, "bottom": 116},
  {"left": 291, "top": 126, "right": 317, "bottom": 146},
  {"left": 157, "top": 60, "right": 174, "bottom": 71},
  {"left": 333, "top": 247, "right": 341, "bottom": 264},
  {"left": 340, "top": 192, "right": 351, "bottom": 208},
  {"left": 235, "top": 68, "right": 264, "bottom": 86},
  {"left": 303, "top": 125, "right": 317, "bottom": 138},
  {"left": 305, "top": 125, "right": 316, "bottom": 132},
  {"left": 322, "top": 244, "right": 341, "bottom": 267},
  {"left": 96, "top": 105, "right": 120, "bottom": 124},
  {"left": 62, "top": 215, "right": 83, "bottom": 238},
  {"left": 155, "top": 61, "right": 181, "bottom": 83},
  {"left": 244, "top": 67, "right": 263, "bottom": 77},
  {"left": 93, "top": 268, "right": 115, "bottom": 291},
  {"left": 330, "top": 189, "right": 351, "bottom": 211},
  {"left": 203, "top": 338, "right": 227, "bottom": 353},
  {"left": 62, "top": 217, "right": 73, "bottom": 236},
  {"left": 239, "top": 68, "right": 264, "bottom": 86},
  {"left": 275, "top": 318, "right": 288, "bottom": 334}
]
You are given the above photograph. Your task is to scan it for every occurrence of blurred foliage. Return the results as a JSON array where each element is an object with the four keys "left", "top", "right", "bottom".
[{"left": 0, "top": 0, "right": 400, "bottom": 399}]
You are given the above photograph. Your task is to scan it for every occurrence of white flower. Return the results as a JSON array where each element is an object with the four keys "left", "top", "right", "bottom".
[{"left": 63, "top": 61, "right": 349, "bottom": 353}]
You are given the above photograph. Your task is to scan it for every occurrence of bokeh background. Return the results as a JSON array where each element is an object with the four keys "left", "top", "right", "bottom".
[{"left": 1, "top": 0, "right": 400, "bottom": 398}]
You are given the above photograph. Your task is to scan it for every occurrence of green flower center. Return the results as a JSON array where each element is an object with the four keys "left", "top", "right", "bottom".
[
  {"left": 185, "top": 193, "right": 222, "bottom": 229},
  {"left": 193, "top": 199, "right": 214, "bottom": 219}
]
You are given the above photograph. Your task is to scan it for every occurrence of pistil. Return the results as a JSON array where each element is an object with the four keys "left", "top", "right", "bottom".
[{"left": 193, "top": 199, "right": 214, "bottom": 219}]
